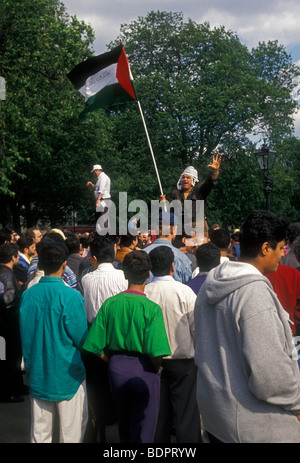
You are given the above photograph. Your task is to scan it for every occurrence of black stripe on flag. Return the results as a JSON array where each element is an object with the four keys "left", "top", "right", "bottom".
[{"left": 67, "top": 44, "right": 123, "bottom": 90}]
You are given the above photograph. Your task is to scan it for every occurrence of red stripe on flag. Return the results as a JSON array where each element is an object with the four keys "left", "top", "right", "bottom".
[{"left": 116, "top": 47, "right": 137, "bottom": 100}]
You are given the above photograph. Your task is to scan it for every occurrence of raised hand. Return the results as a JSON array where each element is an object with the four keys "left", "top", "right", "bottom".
[{"left": 208, "top": 154, "right": 222, "bottom": 170}]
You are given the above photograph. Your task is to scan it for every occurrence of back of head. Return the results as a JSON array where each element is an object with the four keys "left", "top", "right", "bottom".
[
  {"left": 122, "top": 250, "right": 151, "bottom": 285},
  {"left": 0, "top": 228, "right": 13, "bottom": 245},
  {"left": 239, "top": 210, "right": 288, "bottom": 260},
  {"left": 0, "top": 243, "right": 19, "bottom": 264},
  {"left": 90, "top": 235, "right": 115, "bottom": 263},
  {"left": 65, "top": 235, "right": 80, "bottom": 255},
  {"left": 50, "top": 228, "right": 66, "bottom": 240},
  {"left": 42, "top": 232, "right": 65, "bottom": 244},
  {"left": 287, "top": 222, "right": 300, "bottom": 244},
  {"left": 172, "top": 236, "right": 186, "bottom": 250},
  {"left": 208, "top": 224, "right": 220, "bottom": 240},
  {"left": 38, "top": 241, "right": 69, "bottom": 275},
  {"left": 120, "top": 234, "right": 137, "bottom": 248},
  {"left": 80, "top": 236, "right": 90, "bottom": 249},
  {"left": 210, "top": 229, "right": 231, "bottom": 250},
  {"left": 196, "top": 242, "right": 221, "bottom": 272},
  {"left": 149, "top": 246, "right": 174, "bottom": 276}
]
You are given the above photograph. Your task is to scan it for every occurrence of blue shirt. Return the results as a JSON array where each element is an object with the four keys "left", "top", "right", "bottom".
[
  {"left": 19, "top": 277, "right": 88, "bottom": 401},
  {"left": 144, "top": 239, "right": 192, "bottom": 283}
]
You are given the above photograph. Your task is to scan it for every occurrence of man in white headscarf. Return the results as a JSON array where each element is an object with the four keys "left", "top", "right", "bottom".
[{"left": 170, "top": 155, "right": 222, "bottom": 239}]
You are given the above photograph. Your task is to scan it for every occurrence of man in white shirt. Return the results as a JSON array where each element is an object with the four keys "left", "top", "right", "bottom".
[
  {"left": 145, "top": 245, "right": 201, "bottom": 443},
  {"left": 81, "top": 235, "right": 127, "bottom": 443},
  {"left": 82, "top": 235, "right": 127, "bottom": 324},
  {"left": 87, "top": 164, "right": 111, "bottom": 228}
]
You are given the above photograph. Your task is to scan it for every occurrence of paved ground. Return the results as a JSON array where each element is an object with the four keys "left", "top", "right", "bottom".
[
  {"left": 0, "top": 394, "right": 122, "bottom": 444},
  {"left": 0, "top": 393, "right": 31, "bottom": 443},
  {"left": 0, "top": 375, "right": 121, "bottom": 444}
]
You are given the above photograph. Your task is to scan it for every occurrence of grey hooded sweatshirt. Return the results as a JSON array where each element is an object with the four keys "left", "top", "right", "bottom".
[{"left": 194, "top": 260, "right": 300, "bottom": 443}]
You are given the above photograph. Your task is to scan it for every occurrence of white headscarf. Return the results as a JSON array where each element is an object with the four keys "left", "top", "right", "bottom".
[{"left": 177, "top": 166, "right": 199, "bottom": 190}]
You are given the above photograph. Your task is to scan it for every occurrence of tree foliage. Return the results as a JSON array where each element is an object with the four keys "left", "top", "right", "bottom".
[
  {"left": 107, "top": 11, "right": 300, "bottom": 225},
  {"left": 0, "top": 0, "right": 117, "bottom": 228}
]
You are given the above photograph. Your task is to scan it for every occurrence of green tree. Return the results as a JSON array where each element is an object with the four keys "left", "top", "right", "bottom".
[
  {"left": 270, "top": 137, "right": 300, "bottom": 221},
  {"left": 0, "top": 0, "right": 116, "bottom": 229},
  {"left": 105, "top": 11, "right": 299, "bottom": 225}
]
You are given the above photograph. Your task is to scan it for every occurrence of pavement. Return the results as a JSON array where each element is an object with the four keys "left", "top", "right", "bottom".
[
  {"left": 0, "top": 375, "right": 121, "bottom": 444},
  {"left": 0, "top": 393, "right": 31, "bottom": 443}
]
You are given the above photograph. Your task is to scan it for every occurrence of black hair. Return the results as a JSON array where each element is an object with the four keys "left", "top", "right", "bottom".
[
  {"left": 65, "top": 235, "right": 80, "bottom": 254},
  {"left": 286, "top": 223, "right": 300, "bottom": 244},
  {"left": 122, "top": 250, "right": 151, "bottom": 284},
  {"left": 172, "top": 236, "right": 186, "bottom": 249},
  {"left": 239, "top": 210, "right": 288, "bottom": 260},
  {"left": 38, "top": 241, "right": 69, "bottom": 275},
  {"left": 42, "top": 232, "right": 65, "bottom": 244},
  {"left": 0, "top": 228, "right": 13, "bottom": 245},
  {"left": 208, "top": 225, "right": 220, "bottom": 240},
  {"left": 17, "top": 234, "right": 35, "bottom": 253},
  {"left": 210, "top": 229, "right": 231, "bottom": 250},
  {"left": 0, "top": 243, "right": 19, "bottom": 264},
  {"left": 231, "top": 231, "right": 240, "bottom": 242},
  {"left": 196, "top": 242, "right": 220, "bottom": 271},
  {"left": 149, "top": 246, "right": 174, "bottom": 277},
  {"left": 89, "top": 235, "right": 115, "bottom": 263},
  {"left": 120, "top": 234, "right": 138, "bottom": 248},
  {"left": 80, "top": 236, "right": 90, "bottom": 248}
]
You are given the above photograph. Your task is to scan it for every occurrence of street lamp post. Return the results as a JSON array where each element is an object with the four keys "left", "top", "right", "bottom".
[{"left": 255, "top": 141, "right": 276, "bottom": 212}]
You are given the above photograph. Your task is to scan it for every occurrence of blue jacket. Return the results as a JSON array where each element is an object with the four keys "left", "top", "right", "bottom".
[{"left": 144, "top": 239, "right": 192, "bottom": 283}]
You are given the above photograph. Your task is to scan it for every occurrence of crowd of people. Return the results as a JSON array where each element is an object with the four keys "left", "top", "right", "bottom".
[{"left": 1, "top": 211, "right": 300, "bottom": 443}]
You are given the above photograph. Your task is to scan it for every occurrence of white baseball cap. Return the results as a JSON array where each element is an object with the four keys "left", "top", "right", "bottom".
[{"left": 91, "top": 164, "right": 102, "bottom": 172}]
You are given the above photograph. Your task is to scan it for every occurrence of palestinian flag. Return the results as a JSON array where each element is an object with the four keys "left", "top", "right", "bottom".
[{"left": 67, "top": 43, "right": 138, "bottom": 118}]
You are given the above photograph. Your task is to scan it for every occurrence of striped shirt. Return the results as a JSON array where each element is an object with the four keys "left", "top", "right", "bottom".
[
  {"left": 81, "top": 262, "right": 128, "bottom": 324},
  {"left": 27, "top": 256, "right": 77, "bottom": 289}
]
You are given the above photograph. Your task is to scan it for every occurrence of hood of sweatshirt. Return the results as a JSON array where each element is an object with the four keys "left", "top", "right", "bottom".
[{"left": 204, "top": 260, "right": 274, "bottom": 306}]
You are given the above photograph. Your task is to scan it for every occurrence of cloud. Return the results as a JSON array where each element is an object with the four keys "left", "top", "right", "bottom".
[{"left": 62, "top": 0, "right": 300, "bottom": 60}]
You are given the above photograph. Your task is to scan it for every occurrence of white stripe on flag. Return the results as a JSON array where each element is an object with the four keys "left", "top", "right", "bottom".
[{"left": 79, "top": 63, "right": 118, "bottom": 101}]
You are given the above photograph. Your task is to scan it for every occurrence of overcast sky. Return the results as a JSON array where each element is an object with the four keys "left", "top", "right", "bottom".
[
  {"left": 62, "top": 0, "right": 300, "bottom": 61},
  {"left": 62, "top": 0, "right": 300, "bottom": 135}
]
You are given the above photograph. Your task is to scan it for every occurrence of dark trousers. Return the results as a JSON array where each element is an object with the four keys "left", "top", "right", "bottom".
[
  {"left": 154, "top": 358, "right": 202, "bottom": 443},
  {"left": 0, "top": 311, "right": 24, "bottom": 399},
  {"left": 83, "top": 353, "right": 117, "bottom": 442},
  {"left": 108, "top": 353, "right": 160, "bottom": 443},
  {"left": 207, "top": 432, "right": 224, "bottom": 443}
]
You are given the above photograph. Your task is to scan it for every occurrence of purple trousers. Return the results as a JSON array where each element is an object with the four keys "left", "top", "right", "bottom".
[{"left": 108, "top": 353, "right": 160, "bottom": 443}]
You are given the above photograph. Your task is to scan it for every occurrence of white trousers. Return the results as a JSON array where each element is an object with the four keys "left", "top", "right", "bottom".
[{"left": 30, "top": 381, "right": 88, "bottom": 443}]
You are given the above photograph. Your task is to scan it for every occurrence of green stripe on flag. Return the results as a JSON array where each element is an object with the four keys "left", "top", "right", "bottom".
[{"left": 79, "top": 83, "right": 137, "bottom": 119}]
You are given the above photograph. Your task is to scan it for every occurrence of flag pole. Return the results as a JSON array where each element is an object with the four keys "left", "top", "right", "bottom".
[
  {"left": 137, "top": 100, "right": 166, "bottom": 200},
  {"left": 123, "top": 41, "right": 166, "bottom": 210}
]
